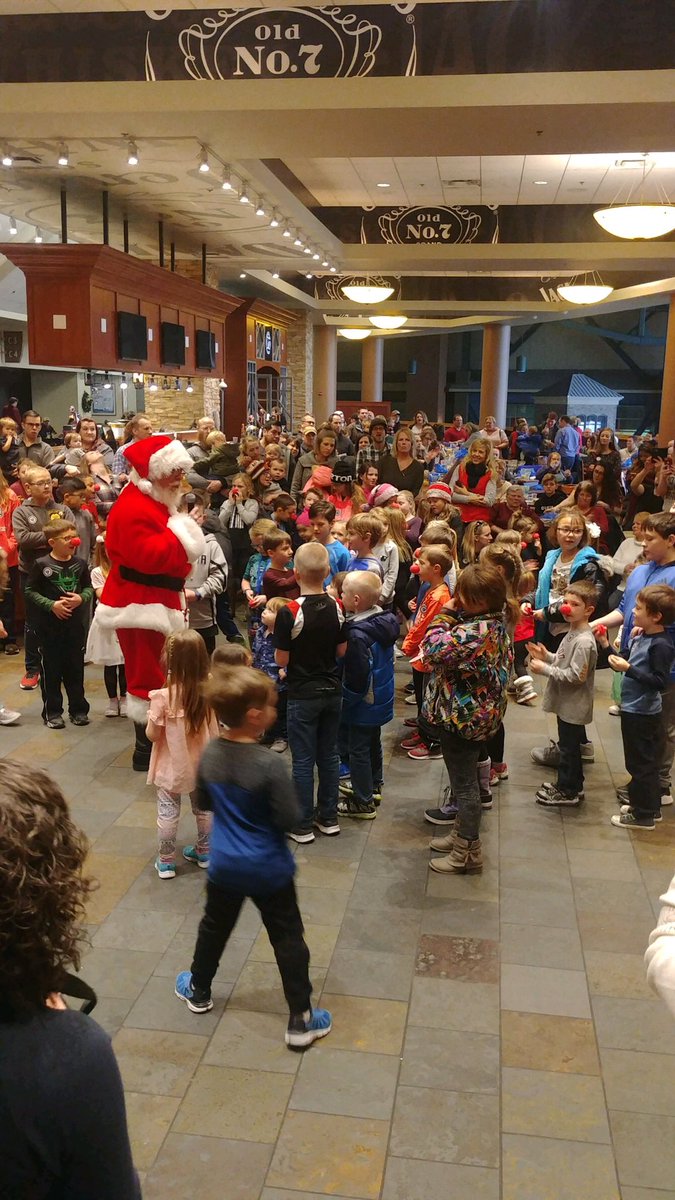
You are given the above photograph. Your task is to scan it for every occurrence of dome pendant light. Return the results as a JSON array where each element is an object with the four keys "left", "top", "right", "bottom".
[
  {"left": 556, "top": 271, "right": 614, "bottom": 304},
  {"left": 338, "top": 328, "right": 371, "bottom": 340},
  {"left": 341, "top": 275, "right": 394, "bottom": 304},
  {"left": 593, "top": 158, "right": 675, "bottom": 239},
  {"left": 369, "top": 315, "right": 408, "bottom": 330}
]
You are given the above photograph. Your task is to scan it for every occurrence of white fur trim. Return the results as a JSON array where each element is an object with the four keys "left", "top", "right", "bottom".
[
  {"left": 167, "top": 513, "right": 207, "bottom": 563},
  {"left": 95, "top": 601, "right": 186, "bottom": 636},
  {"left": 126, "top": 693, "right": 150, "bottom": 723},
  {"left": 148, "top": 439, "right": 194, "bottom": 480},
  {"left": 129, "top": 469, "right": 153, "bottom": 495}
]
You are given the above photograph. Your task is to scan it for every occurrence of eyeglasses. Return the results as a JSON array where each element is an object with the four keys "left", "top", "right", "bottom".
[{"left": 558, "top": 526, "right": 582, "bottom": 534}]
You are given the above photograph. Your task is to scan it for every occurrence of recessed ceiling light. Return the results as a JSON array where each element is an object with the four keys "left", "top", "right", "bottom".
[
  {"left": 376, "top": 182, "right": 390, "bottom": 188},
  {"left": 533, "top": 180, "right": 548, "bottom": 186},
  {"left": 239, "top": 272, "right": 247, "bottom": 278}
]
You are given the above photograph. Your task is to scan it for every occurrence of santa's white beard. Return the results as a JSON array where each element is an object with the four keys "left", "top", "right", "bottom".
[{"left": 149, "top": 480, "right": 183, "bottom": 512}]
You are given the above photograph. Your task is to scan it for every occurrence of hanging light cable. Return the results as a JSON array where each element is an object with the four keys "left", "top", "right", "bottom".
[
  {"left": 127, "top": 139, "right": 139, "bottom": 166},
  {"left": 594, "top": 157, "right": 675, "bottom": 239}
]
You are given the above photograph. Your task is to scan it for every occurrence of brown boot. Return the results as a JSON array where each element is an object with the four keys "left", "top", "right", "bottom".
[
  {"left": 429, "top": 835, "right": 483, "bottom": 874},
  {"left": 429, "top": 830, "right": 456, "bottom": 852}
]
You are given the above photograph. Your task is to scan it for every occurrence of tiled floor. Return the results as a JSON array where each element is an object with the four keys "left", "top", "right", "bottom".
[{"left": 4, "top": 654, "right": 675, "bottom": 1200}]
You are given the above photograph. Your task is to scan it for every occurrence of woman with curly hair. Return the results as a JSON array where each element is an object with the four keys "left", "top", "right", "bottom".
[{"left": 0, "top": 761, "right": 140, "bottom": 1198}]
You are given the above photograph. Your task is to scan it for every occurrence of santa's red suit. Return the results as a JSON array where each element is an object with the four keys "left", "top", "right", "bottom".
[{"left": 96, "top": 435, "right": 205, "bottom": 727}]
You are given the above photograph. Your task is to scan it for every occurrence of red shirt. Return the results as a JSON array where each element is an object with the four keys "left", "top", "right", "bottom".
[
  {"left": 444, "top": 426, "right": 469, "bottom": 443},
  {"left": 262, "top": 568, "right": 300, "bottom": 601}
]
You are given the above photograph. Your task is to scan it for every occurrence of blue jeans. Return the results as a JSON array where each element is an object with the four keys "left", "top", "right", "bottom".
[{"left": 287, "top": 693, "right": 342, "bottom": 830}]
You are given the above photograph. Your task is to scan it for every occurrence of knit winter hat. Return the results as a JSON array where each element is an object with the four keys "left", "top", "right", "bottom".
[
  {"left": 332, "top": 456, "right": 355, "bottom": 484},
  {"left": 123, "top": 435, "right": 193, "bottom": 495},
  {"left": 369, "top": 482, "right": 399, "bottom": 507},
  {"left": 426, "top": 481, "right": 454, "bottom": 503},
  {"left": 248, "top": 460, "right": 269, "bottom": 483},
  {"left": 303, "top": 464, "right": 334, "bottom": 492}
]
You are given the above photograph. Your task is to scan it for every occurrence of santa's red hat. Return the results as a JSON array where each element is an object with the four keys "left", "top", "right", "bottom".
[{"left": 124, "top": 435, "right": 193, "bottom": 495}]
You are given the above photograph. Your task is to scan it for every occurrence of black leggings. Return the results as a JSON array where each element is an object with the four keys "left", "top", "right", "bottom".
[
  {"left": 104, "top": 664, "right": 127, "bottom": 699},
  {"left": 486, "top": 722, "right": 505, "bottom": 764}
]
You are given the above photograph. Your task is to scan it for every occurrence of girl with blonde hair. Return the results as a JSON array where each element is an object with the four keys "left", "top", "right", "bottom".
[
  {"left": 461, "top": 520, "right": 492, "bottom": 565},
  {"left": 85, "top": 531, "right": 127, "bottom": 716}
]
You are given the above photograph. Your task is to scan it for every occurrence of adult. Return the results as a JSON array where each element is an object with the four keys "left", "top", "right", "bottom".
[
  {"left": 355, "top": 416, "right": 390, "bottom": 477},
  {"left": 110, "top": 413, "right": 154, "bottom": 476},
  {"left": 479, "top": 415, "right": 509, "bottom": 455},
  {"left": 590, "top": 461, "right": 624, "bottom": 515},
  {"left": 516, "top": 424, "right": 544, "bottom": 464},
  {"left": 625, "top": 443, "right": 663, "bottom": 527},
  {"left": 77, "top": 417, "right": 115, "bottom": 469},
  {"left": 290, "top": 425, "right": 338, "bottom": 500},
  {"left": 0, "top": 760, "right": 140, "bottom": 1199},
  {"left": 2, "top": 396, "right": 22, "bottom": 427},
  {"left": 539, "top": 411, "right": 559, "bottom": 449},
  {"left": 592, "top": 427, "right": 622, "bottom": 479},
  {"left": 445, "top": 414, "right": 470, "bottom": 443},
  {"left": 84, "top": 450, "right": 122, "bottom": 520},
  {"left": 329, "top": 412, "right": 353, "bottom": 456},
  {"left": 620, "top": 435, "right": 641, "bottom": 465},
  {"left": 449, "top": 437, "right": 498, "bottom": 523},
  {"left": 536, "top": 451, "right": 571, "bottom": 484},
  {"left": 96, "top": 435, "right": 205, "bottom": 769},
  {"left": 655, "top": 451, "right": 675, "bottom": 513},
  {"left": 347, "top": 407, "right": 371, "bottom": 447},
  {"left": 416, "top": 425, "right": 448, "bottom": 471},
  {"left": 16, "top": 410, "right": 54, "bottom": 469},
  {"left": 410, "top": 411, "right": 428, "bottom": 438},
  {"left": 379, "top": 427, "right": 425, "bottom": 496},
  {"left": 297, "top": 417, "right": 317, "bottom": 457},
  {"left": 0, "top": 470, "right": 20, "bottom": 654},
  {"left": 492, "top": 485, "right": 543, "bottom": 534},
  {"left": 553, "top": 415, "right": 581, "bottom": 474}
]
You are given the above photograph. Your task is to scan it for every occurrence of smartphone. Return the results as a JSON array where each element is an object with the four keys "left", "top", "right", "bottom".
[{"left": 653, "top": 447, "right": 669, "bottom": 459}]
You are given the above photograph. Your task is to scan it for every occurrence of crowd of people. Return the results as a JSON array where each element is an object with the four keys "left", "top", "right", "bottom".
[{"left": 2, "top": 398, "right": 675, "bottom": 1196}]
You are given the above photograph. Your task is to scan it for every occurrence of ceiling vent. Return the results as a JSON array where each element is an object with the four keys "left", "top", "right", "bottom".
[
  {"left": 615, "top": 157, "right": 648, "bottom": 169},
  {"left": 10, "top": 154, "right": 42, "bottom": 166},
  {"left": 442, "top": 179, "right": 481, "bottom": 188}
]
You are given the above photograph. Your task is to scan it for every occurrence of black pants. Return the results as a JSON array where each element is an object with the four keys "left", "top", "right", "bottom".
[
  {"left": 39, "top": 624, "right": 89, "bottom": 721},
  {"left": 513, "top": 640, "right": 529, "bottom": 678},
  {"left": 264, "top": 689, "right": 288, "bottom": 742},
  {"left": 104, "top": 664, "right": 127, "bottom": 699},
  {"left": 486, "top": 721, "right": 505, "bottom": 764},
  {"left": 415, "top": 671, "right": 439, "bottom": 748},
  {"left": 0, "top": 564, "right": 18, "bottom": 646},
  {"left": 191, "top": 878, "right": 311, "bottom": 1014},
  {"left": 348, "top": 724, "right": 383, "bottom": 804},
  {"left": 621, "top": 710, "right": 664, "bottom": 817},
  {"left": 20, "top": 571, "right": 40, "bottom": 674},
  {"left": 557, "top": 717, "right": 584, "bottom": 796},
  {"left": 196, "top": 626, "right": 217, "bottom": 657}
]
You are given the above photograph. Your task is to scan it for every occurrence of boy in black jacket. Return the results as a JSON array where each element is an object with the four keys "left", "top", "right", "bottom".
[{"left": 25, "top": 518, "right": 93, "bottom": 729}]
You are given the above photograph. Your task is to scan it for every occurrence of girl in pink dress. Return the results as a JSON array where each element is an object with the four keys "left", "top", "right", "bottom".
[{"left": 147, "top": 629, "right": 219, "bottom": 879}]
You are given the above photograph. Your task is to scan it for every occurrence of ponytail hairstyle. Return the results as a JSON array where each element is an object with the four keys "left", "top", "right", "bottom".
[
  {"left": 479, "top": 543, "right": 523, "bottom": 631},
  {"left": 162, "top": 629, "right": 212, "bottom": 738},
  {"left": 93, "top": 530, "right": 112, "bottom": 577},
  {"left": 461, "top": 520, "right": 492, "bottom": 565},
  {"left": 379, "top": 506, "right": 412, "bottom": 562}
]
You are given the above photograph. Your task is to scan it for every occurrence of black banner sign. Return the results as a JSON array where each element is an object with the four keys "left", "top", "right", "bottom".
[{"left": 320, "top": 205, "right": 498, "bottom": 245}]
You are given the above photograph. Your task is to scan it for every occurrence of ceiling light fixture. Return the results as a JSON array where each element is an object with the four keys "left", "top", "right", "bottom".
[
  {"left": 186, "top": 378, "right": 194, "bottom": 393},
  {"left": 103, "top": 372, "right": 112, "bottom": 390},
  {"left": 321, "top": 259, "right": 329, "bottom": 267},
  {"left": 221, "top": 167, "right": 233, "bottom": 190},
  {"left": 556, "top": 271, "right": 614, "bottom": 304},
  {"left": 162, "top": 376, "right": 169, "bottom": 389},
  {"left": 376, "top": 182, "right": 391, "bottom": 189},
  {"left": 127, "top": 139, "right": 138, "bottom": 166},
  {"left": 255, "top": 199, "right": 265, "bottom": 217},
  {"left": 239, "top": 182, "right": 250, "bottom": 204},
  {"left": 269, "top": 211, "right": 279, "bottom": 228},
  {"left": 58, "top": 144, "right": 69, "bottom": 167},
  {"left": 34, "top": 229, "right": 43, "bottom": 243},
  {"left": 329, "top": 266, "right": 337, "bottom": 273},
  {"left": 338, "top": 328, "right": 371, "bottom": 340},
  {"left": 312, "top": 252, "right": 320, "bottom": 260},
  {"left": 120, "top": 373, "right": 128, "bottom": 391},
  {"left": 593, "top": 156, "right": 675, "bottom": 239},
  {"left": 306, "top": 273, "right": 313, "bottom": 279},
  {"left": 533, "top": 180, "right": 548, "bottom": 186},
  {"left": 2, "top": 149, "right": 13, "bottom": 168},
  {"left": 341, "top": 278, "right": 395, "bottom": 304},
  {"left": 198, "top": 146, "right": 210, "bottom": 173},
  {"left": 272, "top": 272, "right": 279, "bottom": 279},
  {"left": 294, "top": 234, "right": 303, "bottom": 247},
  {"left": 282, "top": 225, "right": 291, "bottom": 238},
  {"left": 9, "top": 216, "right": 17, "bottom": 236},
  {"left": 148, "top": 375, "right": 158, "bottom": 392},
  {"left": 303, "top": 246, "right": 312, "bottom": 255},
  {"left": 369, "top": 315, "right": 408, "bottom": 329},
  {"left": 240, "top": 272, "right": 247, "bottom": 278}
]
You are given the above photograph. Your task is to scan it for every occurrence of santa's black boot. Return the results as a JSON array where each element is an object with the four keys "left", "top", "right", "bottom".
[{"left": 132, "top": 722, "right": 152, "bottom": 772}]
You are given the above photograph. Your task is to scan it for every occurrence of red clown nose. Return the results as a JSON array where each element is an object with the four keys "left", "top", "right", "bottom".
[
  {"left": 521, "top": 602, "right": 533, "bottom": 616},
  {"left": 71, "top": 536, "right": 81, "bottom": 547},
  {"left": 410, "top": 561, "right": 420, "bottom": 575},
  {"left": 560, "top": 602, "right": 572, "bottom": 616},
  {"left": 597, "top": 623, "right": 607, "bottom": 636}
]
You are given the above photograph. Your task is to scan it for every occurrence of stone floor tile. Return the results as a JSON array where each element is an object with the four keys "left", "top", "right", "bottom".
[
  {"left": 501, "top": 964, "right": 591, "bottom": 1018},
  {"left": 323, "top": 948, "right": 413, "bottom": 1001},
  {"left": 336, "top": 906, "right": 423, "bottom": 955},
  {"left": 204, "top": 1010, "right": 301, "bottom": 1074},
  {"left": 152, "top": 932, "right": 252, "bottom": 982},
  {"left": 503, "top": 1066, "right": 611, "bottom": 1142},
  {"left": 502, "top": 1134, "right": 620, "bottom": 1200},
  {"left": 80, "top": 945, "right": 161, "bottom": 999},
  {"left": 250, "top": 922, "right": 339, "bottom": 969},
  {"left": 144, "top": 1136, "right": 272, "bottom": 1200},
  {"left": 501, "top": 1012, "right": 600, "bottom": 1075},
  {"left": 408, "top": 977, "right": 499, "bottom": 1034},
  {"left": 425, "top": 866, "right": 499, "bottom": 902},
  {"left": 381, "top": 1158, "right": 499, "bottom": 1200},
  {"left": 415, "top": 933, "right": 499, "bottom": 982},
  {"left": 92, "top": 821, "right": 158, "bottom": 857},
  {"left": 601, "top": 1048, "right": 675, "bottom": 1115},
  {"left": 117, "top": 865, "right": 206, "bottom": 913},
  {"left": 113, "top": 798, "right": 159, "bottom": 828},
  {"left": 357, "top": 845, "right": 431, "bottom": 878},
  {"left": 124, "top": 975, "right": 228, "bottom": 1034},
  {"left": 92, "top": 907, "right": 184, "bottom": 953},
  {"left": 567, "top": 848, "right": 642, "bottom": 882},
  {"left": 610, "top": 1112, "right": 675, "bottom": 1191},
  {"left": 290, "top": 1046, "right": 399, "bottom": 1119},
  {"left": 124, "top": 1092, "right": 180, "bottom": 1171},
  {"left": 620, "top": 1191, "right": 675, "bottom": 1200},
  {"left": 592, "top": 997, "right": 675, "bottom": 1054},
  {"left": 499, "top": 856, "right": 574, "bottom": 892},
  {"left": 174, "top": 1065, "right": 293, "bottom": 1142},
  {"left": 266, "top": 1110, "right": 389, "bottom": 1199},
  {"left": 401, "top": 1025, "right": 499, "bottom": 1093},
  {"left": 112, "top": 1028, "right": 207, "bottom": 1097},
  {"left": 295, "top": 885, "right": 350, "bottom": 926},
  {"left": 261, "top": 1193, "right": 352, "bottom": 1200},
  {"left": 499, "top": 830, "right": 569, "bottom": 863},
  {"left": 420, "top": 896, "right": 500, "bottom": 938},
  {"left": 390, "top": 1085, "right": 499, "bottom": 1166},
  {"left": 573, "top": 879, "right": 653, "bottom": 917},
  {"left": 229, "top": 961, "right": 327, "bottom": 1014},
  {"left": 577, "top": 909, "right": 655, "bottom": 955},
  {"left": 347, "top": 870, "right": 428, "bottom": 911},
  {"left": 585, "top": 951, "right": 654, "bottom": 999},
  {"left": 500, "top": 922, "right": 584, "bottom": 970},
  {"left": 84, "top": 852, "right": 150, "bottom": 923},
  {"left": 88, "top": 994, "right": 134, "bottom": 1036},
  {"left": 319, "top": 994, "right": 408, "bottom": 1055},
  {"left": 500, "top": 886, "right": 577, "bottom": 929},
  {"left": 294, "top": 853, "right": 359, "bottom": 890},
  {"left": 69, "top": 806, "right": 119, "bottom": 840}
]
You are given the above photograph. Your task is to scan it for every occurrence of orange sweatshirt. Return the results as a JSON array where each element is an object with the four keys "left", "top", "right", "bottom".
[{"left": 401, "top": 582, "right": 451, "bottom": 672}]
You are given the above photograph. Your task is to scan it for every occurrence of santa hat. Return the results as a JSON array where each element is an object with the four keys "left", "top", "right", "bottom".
[
  {"left": 124, "top": 435, "right": 193, "bottom": 495},
  {"left": 303, "top": 465, "right": 333, "bottom": 492},
  {"left": 426, "top": 481, "right": 454, "bottom": 503},
  {"left": 369, "top": 482, "right": 399, "bottom": 508}
]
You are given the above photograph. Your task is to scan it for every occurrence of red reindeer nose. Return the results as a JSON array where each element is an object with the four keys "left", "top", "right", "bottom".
[
  {"left": 410, "top": 562, "right": 420, "bottom": 575},
  {"left": 71, "top": 536, "right": 81, "bottom": 547},
  {"left": 560, "top": 603, "right": 572, "bottom": 616},
  {"left": 521, "top": 602, "right": 533, "bottom": 616},
  {"left": 93, "top": 483, "right": 101, "bottom": 492},
  {"left": 597, "top": 623, "right": 607, "bottom": 636}
]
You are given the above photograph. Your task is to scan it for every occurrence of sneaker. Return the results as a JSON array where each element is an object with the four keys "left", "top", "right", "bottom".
[
  {"left": 424, "top": 805, "right": 457, "bottom": 825},
  {"left": 183, "top": 845, "right": 209, "bottom": 868},
  {"left": 339, "top": 762, "right": 351, "bottom": 780},
  {"left": 119, "top": 697, "right": 127, "bottom": 717},
  {"left": 620, "top": 803, "right": 662, "bottom": 823},
  {"left": 662, "top": 793, "right": 674, "bottom": 807},
  {"left": 531, "top": 740, "right": 560, "bottom": 768},
  {"left": 515, "top": 676, "right": 538, "bottom": 705},
  {"left": 404, "top": 681, "right": 415, "bottom": 695},
  {"left": 481, "top": 791, "right": 493, "bottom": 810},
  {"left": 288, "top": 829, "right": 315, "bottom": 844},
  {"left": 337, "top": 797, "right": 376, "bottom": 820},
  {"left": 372, "top": 788, "right": 383, "bottom": 807},
  {"left": 313, "top": 819, "right": 340, "bottom": 837},
  {"left": 581, "top": 742, "right": 594, "bottom": 762},
  {"left": 338, "top": 781, "right": 355, "bottom": 797},
  {"left": 403, "top": 716, "right": 419, "bottom": 728},
  {"left": 70, "top": 714, "right": 90, "bottom": 726},
  {"left": 0, "top": 707, "right": 20, "bottom": 725},
  {"left": 4, "top": 644, "right": 19, "bottom": 656},
  {"left": 491, "top": 762, "right": 509, "bottom": 784},
  {"left": 46, "top": 717, "right": 66, "bottom": 730},
  {"left": 610, "top": 811, "right": 656, "bottom": 830},
  {"left": 155, "top": 858, "right": 176, "bottom": 879},
  {"left": 616, "top": 786, "right": 630, "bottom": 804},
  {"left": 105, "top": 700, "right": 119, "bottom": 718},
  {"left": 608, "top": 704, "right": 621, "bottom": 716},
  {"left": 20, "top": 672, "right": 39, "bottom": 690},
  {"left": 536, "top": 780, "right": 585, "bottom": 801},
  {"left": 400, "top": 732, "right": 422, "bottom": 750},
  {"left": 535, "top": 785, "right": 583, "bottom": 807},
  {"left": 270, "top": 739, "right": 288, "bottom": 753},
  {"left": 174, "top": 970, "right": 213, "bottom": 1013},
  {"left": 285, "top": 1007, "right": 332, "bottom": 1051},
  {"left": 408, "top": 744, "right": 442, "bottom": 760},
  {"left": 404, "top": 693, "right": 418, "bottom": 706}
]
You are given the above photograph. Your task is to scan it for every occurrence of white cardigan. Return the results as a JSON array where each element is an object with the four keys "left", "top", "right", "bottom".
[{"left": 645, "top": 874, "right": 675, "bottom": 1019}]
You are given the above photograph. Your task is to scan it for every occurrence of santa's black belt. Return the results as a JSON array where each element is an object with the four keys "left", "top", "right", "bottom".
[{"left": 119, "top": 565, "right": 185, "bottom": 592}]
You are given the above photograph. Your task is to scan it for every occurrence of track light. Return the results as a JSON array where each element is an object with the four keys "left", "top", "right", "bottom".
[
  {"left": 186, "top": 378, "right": 194, "bottom": 393},
  {"left": 306, "top": 273, "right": 313, "bottom": 279},
  {"left": 58, "top": 144, "right": 69, "bottom": 167},
  {"left": 127, "top": 139, "right": 138, "bottom": 166},
  {"left": 240, "top": 272, "right": 247, "bottom": 279},
  {"left": 321, "top": 259, "right": 329, "bottom": 267},
  {"left": 330, "top": 266, "right": 337, "bottom": 272},
  {"left": 272, "top": 272, "right": 279, "bottom": 279},
  {"left": 239, "top": 182, "right": 250, "bottom": 204},
  {"left": 255, "top": 199, "right": 265, "bottom": 217},
  {"left": 174, "top": 377, "right": 181, "bottom": 391},
  {"left": 221, "top": 167, "right": 233, "bottom": 190},
  {"left": 9, "top": 217, "right": 17, "bottom": 236},
  {"left": 2, "top": 150, "right": 13, "bottom": 168},
  {"left": 282, "top": 226, "right": 291, "bottom": 238},
  {"left": 34, "top": 229, "right": 43, "bottom": 243},
  {"left": 198, "top": 146, "right": 210, "bottom": 173},
  {"left": 219, "top": 378, "right": 226, "bottom": 388},
  {"left": 103, "top": 372, "right": 112, "bottom": 390},
  {"left": 270, "top": 211, "right": 279, "bottom": 228},
  {"left": 294, "top": 234, "right": 303, "bottom": 247},
  {"left": 148, "top": 375, "right": 158, "bottom": 392},
  {"left": 120, "top": 373, "right": 128, "bottom": 391},
  {"left": 312, "top": 252, "right": 320, "bottom": 260}
]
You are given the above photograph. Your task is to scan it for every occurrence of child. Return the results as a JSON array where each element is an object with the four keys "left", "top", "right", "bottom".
[
  {"left": 338, "top": 571, "right": 399, "bottom": 818},
  {"left": 607, "top": 584, "right": 675, "bottom": 830},
  {"left": 400, "top": 546, "right": 453, "bottom": 761},
  {"left": 535, "top": 472, "right": 567, "bottom": 516},
  {"left": 262, "top": 530, "right": 300, "bottom": 600},
  {"left": 271, "top": 492, "right": 299, "bottom": 549},
  {"left": 345, "top": 513, "right": 385, "bottom": 576},
  {"left": 421, "top": 564, "right": 512, "bottom": 873},
  {"left": 461, "top": 520, "right": 493, "bottom": 566},
  {"left": 528, "top": 580, "right": 598, "bottom": 807},
  {"left": 219, "top": 473, "right": 259, "bottom": 605},
  {"left": 85, "top": 532, "right": 127, "bottom": 717},
  {"left": 182, "top": 496, "right": 228, "bottom": 656},
  {"left": 0, "top": 416, "right": 19, "bottom": 481},
  {"left": 332, "top": 520, "right": 348, "bottom": 546},
  {"left": 358, "top": 463, "right": 379, "bottom": 506},
  {"left": 59, "top": 477, "right": 97, "bottom": 564},
  {"left": 512, "top": 570, "right": 538, "bottom": 702},
  {"left": 25, "top": 519, "right": 92, "bottom": 729},
  {"left": 512, "top": 514, "right": 543, "bottom": 574},
  {"left": 253, "top": 595, "right": 289, "bottom": 752},
  {"left": 296, "top": 486, "right": 323, "bottom": 540},
  {"left": 212, "top": 642, "right": 252, "bottom": 670},
  {"left": 10, "top": 458, "right": 33, "bottom": 500},
  {"left": 309, "top": 500, "right": 351, "bottom": 580},
  {"left": 379, "top": 506, "right": 413, "bottom": 618},
  {"left": 174, "top": 665, "right": 333, "bottom": 1050},
  {"left": 0, "top": 548, "right": 20, "bottom": 725},
  {"left": 241, "top": 517, "right": 276, "bottom": 629},
  {"left": 147, "top": 629, "right": 219, "bottom": 878},
  {"left": 274, "top": 542, "right": 347, "bottom": 841}
]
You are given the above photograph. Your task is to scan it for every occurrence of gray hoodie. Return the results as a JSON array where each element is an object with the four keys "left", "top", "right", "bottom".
[
  {"left": 185, "top": 532, "right": 228, "bottom": 630},
  {"left": 12, "top": 497, "right": 76, "bottom": 573}
]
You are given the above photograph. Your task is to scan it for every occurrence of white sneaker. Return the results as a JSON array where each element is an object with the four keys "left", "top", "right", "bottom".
[
  {"left": 515, "top": 676, "right": 537, "bottom": 705},
  {"left": 105, "top": 700, "right": 119, "bottom": 718},
  {"left": 119, "top": 697, "right": 127, "bottom": 717},
  {"left": 661, "top": 793, "right": 673, "bottom": 806},
  {"left": 404, "top": 693, "right": 417, "bottom": 706},
  {"left": 0, "top": 707, "right": 20, "bottom": 726},
  {"left": 608, "top": 704, "right": 620, "bottom": 716},
  {"left": 270, "top": 738, "right": 288, "bottom": 753}
]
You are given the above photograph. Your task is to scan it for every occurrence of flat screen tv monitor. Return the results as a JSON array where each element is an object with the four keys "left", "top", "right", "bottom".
[
  {"left": 117, "top": 311, "right": 147, "bottom": 361},
  {"left": 196, "top": 329, "right": 216, "bottom": 370},
  {"left": 161, "top": 321, "right": 186, "bottom": 366}
]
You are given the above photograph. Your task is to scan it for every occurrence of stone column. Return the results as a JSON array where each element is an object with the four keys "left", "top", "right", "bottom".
[
  {"left": 362, "top": 336, "right": 384, "bottom": 407},
  {"left": 658, "top": 295, "right": 675, "bottom": 445},
  {"left": 286, "top": 312, "right": 313, "bottom": 426},
  {"left": 479, "top": 324, "right": 511, "bottom": 428},
  {"left": 313, "top": 325, "right": 337, "bottom": 424}
]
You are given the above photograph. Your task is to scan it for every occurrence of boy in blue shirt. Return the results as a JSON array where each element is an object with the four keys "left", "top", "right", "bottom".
[
  {"left": 309, "top": 500, "right": 351, "bottom": 580},
  {"left": 175, "top": 665, "right": 332, "bottom": 1050}
]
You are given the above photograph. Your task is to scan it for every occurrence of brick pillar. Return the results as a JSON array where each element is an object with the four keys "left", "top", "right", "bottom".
[{"left": 286, "top": 311, "right": 313, "bottom": 424}]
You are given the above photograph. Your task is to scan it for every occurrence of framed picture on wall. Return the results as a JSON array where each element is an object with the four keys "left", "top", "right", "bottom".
[{"left": 91, "top": 388, "right": 116, "bottom": 415}]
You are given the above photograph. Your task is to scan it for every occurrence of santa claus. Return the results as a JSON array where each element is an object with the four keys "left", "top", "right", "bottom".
[{"left": 96, "top": 434, "right": 205, "bottom": 768}]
